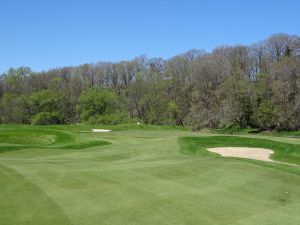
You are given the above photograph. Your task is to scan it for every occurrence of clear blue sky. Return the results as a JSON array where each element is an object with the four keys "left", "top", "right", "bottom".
[{"left": 0, "top": 0, "right": 299, "bottom": 72}]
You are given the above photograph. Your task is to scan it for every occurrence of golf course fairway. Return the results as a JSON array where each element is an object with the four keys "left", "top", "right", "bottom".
[{"left": 0, "top": 125, "right": 300, "bottom": 225}]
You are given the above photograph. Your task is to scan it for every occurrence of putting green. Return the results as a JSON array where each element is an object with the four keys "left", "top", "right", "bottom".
[{"left": 0, "top": 125, "right": 299, "bottom": 225}]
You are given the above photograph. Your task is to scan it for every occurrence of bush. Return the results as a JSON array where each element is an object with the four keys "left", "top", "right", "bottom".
[
  {"left": 77, "top": 88, "right": 130, "bottom": 124},
  {"left": 32, "top": 112, "right": 61, "bottom": 125},
  {"left": 254, "top": 102, "right": 279, "bottom": 130},
  {"left": 84, "top": 113, "right": 134, "bottom": 125}
]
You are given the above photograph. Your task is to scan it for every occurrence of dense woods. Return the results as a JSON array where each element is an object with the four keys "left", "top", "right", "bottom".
[{"left": 1, "top": 33, "right": 300, "bottom": 130}]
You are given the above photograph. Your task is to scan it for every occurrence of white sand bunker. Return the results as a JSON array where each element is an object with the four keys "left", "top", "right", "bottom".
[
  {"left": 92, "top": 129, "right": 112, "bottom": 133},
  {"left": 207, "top": 147, "right": 274, "bottom": 162}
]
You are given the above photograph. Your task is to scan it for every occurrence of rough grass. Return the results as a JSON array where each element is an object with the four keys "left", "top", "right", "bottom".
[
  {"left": 0, "top": 125, "right": 300, "bottom": 225},
  {"left": 210, "top": 127, "right": 300, "bottom": 138}
]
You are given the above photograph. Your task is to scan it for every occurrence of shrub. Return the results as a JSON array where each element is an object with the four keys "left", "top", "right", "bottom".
[
  {"left": 77, "top": 88, "right": 130, "bottom": 124},
  {"left": 85, "top": 113, "right": 133, "bottom": 125},
  {"left": 32, "top": 112, "right": 61, "bottom": 125},
  {"left": 254, "top": 102, "right": 279, "bottom": 130}
]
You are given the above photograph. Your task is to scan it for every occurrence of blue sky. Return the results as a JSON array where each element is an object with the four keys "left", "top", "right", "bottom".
[{"left": 0, "top": 0, "right": 299, "bottom": 72}]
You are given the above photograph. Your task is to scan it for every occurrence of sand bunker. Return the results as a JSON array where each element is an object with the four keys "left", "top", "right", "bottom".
[
  {"left": 92, "top": 129, "right": 112, "bottom": 133},
  {"left": 207, "top": 147, "right": 274, "bottom": 162}
]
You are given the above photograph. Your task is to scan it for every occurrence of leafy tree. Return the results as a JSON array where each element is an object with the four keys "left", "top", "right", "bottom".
[
  {"left": 0, "top": 93, "right": 30, "bottom": 124},
  {"left": 0, "top": 93, "right": 15, "bottom": 124},
  {"left": 29, "top": 90, "right": 62, "bottom": 113},
  {"left": 28, "top": 90, "right": 65, "bottom": 124},
  {"left": 77, "top": 88, "right": 128, "bottom": 124},
  {"left": 5, "top": 67, "right": 32, "bottom": 94},
  {"left": 254, "top": 102, "right": 279, "bottom": 130}
]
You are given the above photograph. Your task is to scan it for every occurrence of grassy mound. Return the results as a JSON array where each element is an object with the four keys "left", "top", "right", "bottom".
[
  {"left": 0, "top": 130, "right": 55, "bottom": 145},
  {"left": 179, "top": 136, "right": 300, "bottom": 165},
  {"left": 0, "top": 126, "right": 110, "bottom": 153}
]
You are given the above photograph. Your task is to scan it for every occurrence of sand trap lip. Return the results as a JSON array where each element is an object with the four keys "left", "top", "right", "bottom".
[
  {"left": 208, "top": 147, "right": 298, "bottom": 166},
  {"left": 92, "top": 129, "right": 112, "bottom": 133},
  {"left": 207, "top": 147, "right": 274, "bottom": 162}
]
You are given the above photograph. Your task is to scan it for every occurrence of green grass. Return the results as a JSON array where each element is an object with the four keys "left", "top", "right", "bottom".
[
  {"left": 262, "top": 130, "right": 300, "bottom": 138},
  {"left": 0, "top": 125, "right": 300, "bottom": 225},
  {"left": 179, "top": 136, "right": 300, "bottom": 165},
  {"left": 211, "top": 127, "right": 300, "bottom": 138},
  {"left": 0, "top": 126, "right": 110, "bottom": 153}
]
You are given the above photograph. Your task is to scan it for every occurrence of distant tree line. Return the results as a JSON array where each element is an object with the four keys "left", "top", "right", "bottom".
[{"left": 1, "top": 33, "right": 300, "bottom": 130}]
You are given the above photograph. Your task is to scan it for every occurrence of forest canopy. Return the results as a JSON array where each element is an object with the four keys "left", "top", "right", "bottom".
[{"left": 1, "top": 33, "right": 300, "bottom": 130}]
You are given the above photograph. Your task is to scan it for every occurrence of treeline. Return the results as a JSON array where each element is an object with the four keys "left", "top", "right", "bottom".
[{"left": 1, "top": 33, "right": 300, "bottom": 130}]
